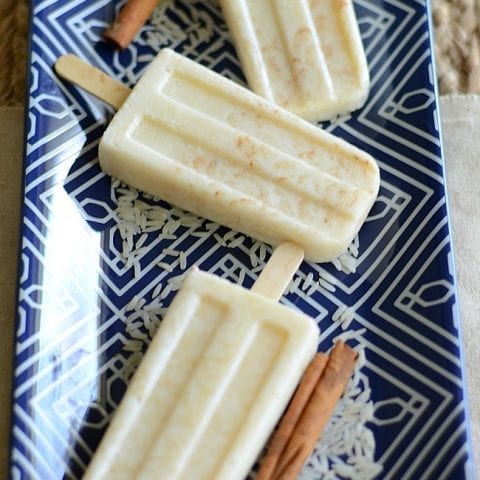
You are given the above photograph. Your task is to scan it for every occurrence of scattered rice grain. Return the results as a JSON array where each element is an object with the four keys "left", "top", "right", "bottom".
[
  {"left": 191, "top": 231, "right": 210, "bottom": 238},
  {"left": 134, "top": 199, "right": 152, "bottom": 210},
  {"left": 333, "top": 462, "right": 355, "bottom": 477},
  {"left": 333, "top": 305, "right": 347, "bottom": 322},
  {"left": 152, "top": 283, "right": 163, "bottom": 298},
  {"left": 125, "top": 320, "right": 142, "bottom": 333},
  {"left": 259, "top": 243, "right": 267, "bottom": 263},
  {"left": 302, "top": 272, "right": 314, "bottom": 291},
  {"left": 162, "top": 248, "right": 180, "bottom": 257},
  {"left": 288, "top": 276, "right": 302, "bottom": 294},
  {"left": 179, "top": 251, "right": 187, "bottom": 270},
  {"left": 159, "top": 233, "right": 177, "bottom": 240},
  {"left": 130, "top": 329, "right": 149, "bottom": 341},
  {"left": 163, "top": 218, "right": 181, "bottom": 235},
  {"left": 133, "top": 246, "right": 149, "bottom": 256},
  {"left": 117, "top": 207, "right": 135, "bottom": 221},
  {"left": 355, "top": 347, "right": 366, "bottom": 368},
  {"left": 334, "top": 328, "right": 367, "bottom": 343},
  {"left": 117, "top": 187, "right": 138, "bottom": 199},
  {"left": 160, "top": 284, "right": 173, "bottom": 300},
  {"left": 319, "top": 268, "right": 337, "bottom": 283},
  {"left": 349, "top": 244, "right": 359, "bottom": 258},
  {"left": 126, "top": 296, "right": 144, "bottom": 312},
  {"left": 122, "top": 240, "right": 130, "bottom": 259},
  {"left": 122, "top": 340, "right": 143, "bottom": 352},
  {"left": 307, "top": 283, "right": 317, "bottom": 296},
  {"left": 143, "top": 224, "right": 164, "bottom": 233},
  {"left": 339, "top": 252, "right": 357, "bottom": 274},
  {"left": 228, "top": 235, "right": 245, "bottom": 248},
  {"left": 143, "top": 303, "right": 163, "bottom": 314},
  {"left": 340, "top": 307, "right": 355, "bottom": 330},
  {"left": 157, "top": 261, "right": 173, "bottom": 272},
  {"left": 249, "top": 241, "right": 262, "bottom": 268},
  {"left": 133, "top": 258, "right": 142, "bottom": 278},
  {"left": 126, "top": 255, "right": 134, "bottom": 270},
  {"left": 319, "top": 277, "right": 336, "bottom": 293},
  {"left": 223, "top": 230, "right": 237, "bottom": 242},
  {"left": 146, "top": 208, "right": 168, "bottom": 220},
  {"left": 167, "top": 273, "right": 186, "bottom": 289},
  {"left": 205, "top": 222, "right": 218, "bottom": 230},
  {"left": 252, "top": 264, "right": 264, "bottom": 274},
  {"left": 331, "top": 257, "right": 342, "bottom": 271}
]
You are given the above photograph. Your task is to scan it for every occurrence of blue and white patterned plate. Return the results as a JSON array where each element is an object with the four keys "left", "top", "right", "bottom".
[{"left": 11, "top": 1, "right": 475, "bottom": 479}]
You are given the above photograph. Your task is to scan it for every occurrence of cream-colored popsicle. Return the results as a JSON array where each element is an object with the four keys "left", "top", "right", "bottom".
[
  {"left": 219, "top": 0, "right": 369, "bottom": 121},
  {"left": 84, "top": 267, "right": 319, "bottom": 480},
  {"left": 97, "top": 48, "right": 379, "bottom": 262}
]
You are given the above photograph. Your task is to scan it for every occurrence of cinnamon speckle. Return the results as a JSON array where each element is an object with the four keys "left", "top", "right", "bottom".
[
  {"left": 296, "top": 27, "right": 311, "bottom": 36},
  {"left": 335, "top": 0, "right": 349, "bottom": 8},
  {"left": 299, "top": 149, "right": 316, "bottom": 160},
  {"left": 192, "top": 156, "right": 205, "bottom": 169}
]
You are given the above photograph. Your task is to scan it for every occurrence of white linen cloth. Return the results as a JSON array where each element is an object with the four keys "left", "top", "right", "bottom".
[{"left": 440, "top": 95, "right": 480, "bottom": 474}]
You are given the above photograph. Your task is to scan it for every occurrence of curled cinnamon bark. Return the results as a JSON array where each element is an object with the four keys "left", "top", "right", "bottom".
[
  {"left": 105, "top": 0, "right": 159, "bottom": 50},
  {"left": 258, "top": 341, "right": 357, "bottom": 480}
]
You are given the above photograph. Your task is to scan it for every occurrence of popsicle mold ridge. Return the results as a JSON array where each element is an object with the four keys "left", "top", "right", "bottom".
[
  {"left": 99, "top": 48, "right": 379, "bottom": 262},
  {"left": 83, "top": 267, "right": 320, "bottom": 480},
  {"left": 219, "top": 0, "right": 370, "bottom": 121}
]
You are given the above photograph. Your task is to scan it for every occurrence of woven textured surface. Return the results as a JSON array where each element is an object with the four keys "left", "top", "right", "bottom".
[
  {"left": 0, "top": 2, "right": 28, "bottom": 477},
  {"left": 0, "top": 0, "right": 28, "bottom": 106},
  {"left": 433, "top": 0, "right": 480, "bottom": 93}
]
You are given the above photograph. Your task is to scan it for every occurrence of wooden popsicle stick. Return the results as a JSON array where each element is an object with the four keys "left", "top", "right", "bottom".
[
  {"left": 252, "top": 242, "right": 304, "bottom": 302},
  {"left": 54, "top": 54, "right": 306, "bottom": 299},
  {"left": 54, "top": 54, "right": 131, "bottom": 109}
]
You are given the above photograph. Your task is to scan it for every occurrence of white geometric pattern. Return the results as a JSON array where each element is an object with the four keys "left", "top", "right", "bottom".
[{"left": 10, "top": 0, "right": 474, "bottom": 479}]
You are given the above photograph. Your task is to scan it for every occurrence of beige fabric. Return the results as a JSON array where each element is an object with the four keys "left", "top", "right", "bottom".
[{"left": 440, "top": 95, "right": 480, "bottom": 473}]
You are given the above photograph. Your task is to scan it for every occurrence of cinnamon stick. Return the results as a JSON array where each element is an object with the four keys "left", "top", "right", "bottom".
[
  {"left": 270, "top": 341, "right": 357, "bottom": 480},
  {"left": 105, "top": 0, "right": 159, "bottom": 50},
  {"left": 256, "top": 353, "right": 329, "bottom": 480}
]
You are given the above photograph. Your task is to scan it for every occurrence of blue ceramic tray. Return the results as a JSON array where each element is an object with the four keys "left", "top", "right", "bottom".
[{"left": 10, "top": 0, "right": 474, "bottom": 478}]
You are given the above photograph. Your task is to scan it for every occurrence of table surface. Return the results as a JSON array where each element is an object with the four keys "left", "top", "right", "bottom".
[
  {"left": 1, "top": 0, "right": 479, "bottom": 478},
  {"left": 0, "top": 1, "right": 29, "bottom": 477}
]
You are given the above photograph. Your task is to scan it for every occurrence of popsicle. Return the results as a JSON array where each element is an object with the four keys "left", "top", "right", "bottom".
[
  {"left": 219, "top": 0, "right": 369, "bottom": 121},
  {"left": 55, "top": 49, "right": 379, "bottom": 263},
  {"left": 83, "top": 244, "right": 320, "bottom": 480}
]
